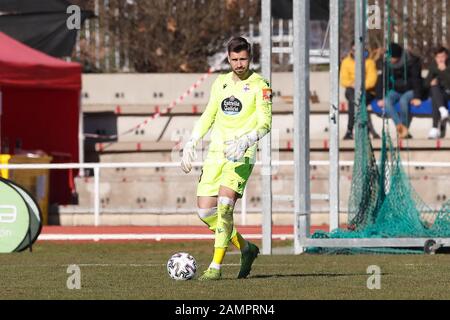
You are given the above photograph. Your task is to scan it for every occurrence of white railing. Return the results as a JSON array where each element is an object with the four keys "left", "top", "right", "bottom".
[{"left": 2, "top": 160, "right": 450, "bottom": 226}]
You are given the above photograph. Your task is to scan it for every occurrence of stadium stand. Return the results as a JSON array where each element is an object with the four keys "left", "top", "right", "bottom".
[{"left": 52, "top": 72, "right": 450, "bottom": 226}]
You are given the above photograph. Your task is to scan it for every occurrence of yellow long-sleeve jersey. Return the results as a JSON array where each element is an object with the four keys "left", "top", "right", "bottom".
[
  {"left": 340, "top": 55, "right": 378, "bottom": 92},
  {"left": 191, "top": 71, "right": 272, "bottom": 155}
]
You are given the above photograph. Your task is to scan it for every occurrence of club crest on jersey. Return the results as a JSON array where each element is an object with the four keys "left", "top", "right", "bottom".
[
  {"left": 221, "top": 96, "right": 242, "bottom": 115},
  {"left": 243, "top": 84, "right": 250, "bottom": 92}
]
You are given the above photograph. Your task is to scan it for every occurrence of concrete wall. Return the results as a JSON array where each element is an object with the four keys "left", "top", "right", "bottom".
[{"left": 81, "top": 72, "right": 342, "bottom": 106}]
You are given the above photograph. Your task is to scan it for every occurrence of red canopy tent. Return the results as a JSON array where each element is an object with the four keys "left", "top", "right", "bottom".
[{"left": 0, "top": 32, "right": 82, "bottom": 207}]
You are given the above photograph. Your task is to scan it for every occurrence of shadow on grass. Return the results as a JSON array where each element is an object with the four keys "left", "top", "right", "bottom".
[{"left": 248, "top": 273, "right": 390, "bottom": 279}]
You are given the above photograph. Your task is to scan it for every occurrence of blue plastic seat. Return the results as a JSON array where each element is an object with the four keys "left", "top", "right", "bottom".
[{"left": 370, "top": 99, "right": 450, "bottom": 117}]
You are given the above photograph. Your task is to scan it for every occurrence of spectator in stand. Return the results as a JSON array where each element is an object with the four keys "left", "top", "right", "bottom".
[
  {"left": 424, "top": 46, "right": 450, "bottom": 139},
  {"left": 340, "top": 41, "right": 380, "bottom": 140},
  {"left": 376, "top": 43, "right": 423, "bottom": 139}
]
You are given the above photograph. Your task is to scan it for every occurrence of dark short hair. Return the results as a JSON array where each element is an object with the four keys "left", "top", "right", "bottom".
[
  {"left": 389, "top": 42, "right": 403, "bottom": 58},
  {"left": 227, "top": 37, "right": 252, "bottom": 56},
  {"left": 434, "top": 46, "right": 449, "bottom": 56}
]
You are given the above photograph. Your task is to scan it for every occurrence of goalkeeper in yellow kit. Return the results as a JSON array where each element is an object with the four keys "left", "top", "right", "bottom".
[{"left": 180, "top": 37, "right": 272, "bottom": 280}]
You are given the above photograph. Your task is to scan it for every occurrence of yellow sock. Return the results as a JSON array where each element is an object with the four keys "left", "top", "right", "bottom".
[
  {"left": 230, "top": 232, "right": 248, "bottom": 251},
  {"left": 212, "top": 247, "right": 227, "bottom": 265}
]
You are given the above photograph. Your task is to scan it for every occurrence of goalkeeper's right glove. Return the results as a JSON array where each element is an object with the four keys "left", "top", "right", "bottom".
[{"left": 180, "top": 138, "right": 197, "bottom": 174}]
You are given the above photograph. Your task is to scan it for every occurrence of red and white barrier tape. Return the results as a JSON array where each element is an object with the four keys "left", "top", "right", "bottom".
[{"left": 86, "top": 53, "right": 227, "bottom": 143}]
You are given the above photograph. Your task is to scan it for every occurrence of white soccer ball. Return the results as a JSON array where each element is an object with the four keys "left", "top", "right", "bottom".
[{"left": 167, "top": 252, "right": 197, "bottom": 280}]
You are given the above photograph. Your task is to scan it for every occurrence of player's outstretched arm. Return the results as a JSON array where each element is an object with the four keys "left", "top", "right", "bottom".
[{"left": 180, "top": 78, "right": 220, "bottom": 173}]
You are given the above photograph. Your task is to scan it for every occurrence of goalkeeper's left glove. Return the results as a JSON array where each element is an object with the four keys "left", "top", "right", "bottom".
[{"left": 224, "top": 131, "right": 258, "bottom": 162}]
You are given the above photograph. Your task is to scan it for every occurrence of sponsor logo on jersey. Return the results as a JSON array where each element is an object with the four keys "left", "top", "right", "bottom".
[
  {"left": 262, "top": 88, "right": 272, "bottom": 102},
  {"left": 221, "top": 96, "right": 242, "bottom": 115}
]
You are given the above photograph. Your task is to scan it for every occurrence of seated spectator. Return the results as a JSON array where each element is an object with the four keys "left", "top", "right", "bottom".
[
  {"left": 376, "top": 43, "right": 423, "bottom": 139},
  {"left": 424, "top": 46, "right": 450, "bottom": 139},
  {"left": 340, "top": 41, "right": 380, "bottom": 140}
]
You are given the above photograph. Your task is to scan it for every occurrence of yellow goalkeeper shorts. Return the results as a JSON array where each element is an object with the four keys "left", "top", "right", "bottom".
[{"left": 197, "top": 151, "right": 254, "bottom": 198}]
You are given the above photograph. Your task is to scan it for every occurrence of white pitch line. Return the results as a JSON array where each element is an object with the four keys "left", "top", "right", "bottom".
[
  {"left": 37, "top": 233, "right": 294, "bottom": 241},
  {"left": 67, "top": 263, "right": 166, "bottom": 267},
  {"left": 0, "top": 263, "right": 297, "bottom": 268},
  {"left": 59, "top": 263, "right": 243, "bottom": 267},
  {"left": 68, "top": 263, "right": 307, "bottom": 267}
]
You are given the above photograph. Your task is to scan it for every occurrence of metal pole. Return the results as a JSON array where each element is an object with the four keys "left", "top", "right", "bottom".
[
  {"left": 443, "top": 1, "right": 447, "bottom": 46},
  {"left": 104, "top": 0, "right": 110, "bottom": 71},
  {"left": 403, "top": 0, "right": 408, "bottom": 49},
  {"left": 94, "top": 0, "right": 100, "bottom": 70},
  {"left": 115, "top": 6, "right": 120, "bottom": 69},
  {"left": 355, "top": 0, "right": 366, "bottom": 118},
  {"left": 293, "top": 0, "right": 310, "bottom": 254},
  {"left": 94, "top": 166, "right": 100, "bottom": 226},
  {"left": 78, "top": 93, "right": 85, "bottom": 177},
  {"left": 261, "top": 0, "right": 272, "bottom": 255},
  {"left": 329, "top": 0, "right": 340, "bottom": 231}
]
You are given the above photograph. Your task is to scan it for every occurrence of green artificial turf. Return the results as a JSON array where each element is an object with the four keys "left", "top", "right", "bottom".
[{"left": 0, "top": 241, "right": 449, "bottom": 300}]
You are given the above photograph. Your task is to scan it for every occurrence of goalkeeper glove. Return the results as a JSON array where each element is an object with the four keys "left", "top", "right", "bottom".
[
  {"left": 181, "top": 138, "right": 197, "bottom": 173},
  {"left": 224, "top": 131, "right": 258, "bottom": 162}
]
